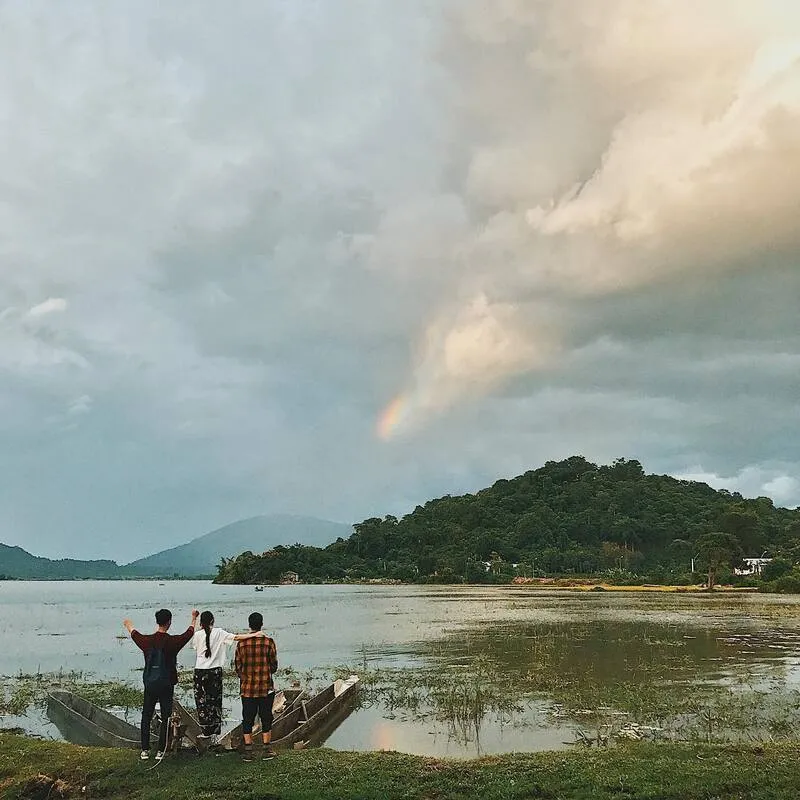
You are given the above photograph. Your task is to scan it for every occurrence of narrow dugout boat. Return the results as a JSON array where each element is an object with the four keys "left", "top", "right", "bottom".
[
  {"left": 46, "top": 690, "right": 140, "bottom": 749},
  {"left": 46, "top": 678, "right": 359, "bottom": 753},
  {"left": 218, "top": 675, "right": 361, "bottom": 751}
]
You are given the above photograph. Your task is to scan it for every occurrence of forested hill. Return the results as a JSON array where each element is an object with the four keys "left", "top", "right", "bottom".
[
  {"left": 214, "top": 457, "right": 800, "bottom": 585},
  {"left": 0, "top": 543, "right": 121, "bottom": 580}
]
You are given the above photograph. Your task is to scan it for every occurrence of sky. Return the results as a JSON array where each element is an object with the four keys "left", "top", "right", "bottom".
[{"left": 1, "top": 0, "right": 799, "bottom": 562}]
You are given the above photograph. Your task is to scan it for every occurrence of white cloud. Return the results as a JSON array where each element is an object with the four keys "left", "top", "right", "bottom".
[
  {"left": 373, "top": 2, "right": 799, "bottom": 430},
  {"left": 676, "top": 467, "right": 800, "bottom": 509},
  {"left": 67, "top": 395, "right": 93, "bottom": 416},
  {"left": 27, "top": 298, "right": 67, "bottom": 317}
]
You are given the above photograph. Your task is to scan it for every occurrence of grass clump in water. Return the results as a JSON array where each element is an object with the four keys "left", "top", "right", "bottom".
[
  {"left": 323, "top": 616, "right": 800, "bottom": 749},
  {"left": 0, "top": 670, "right": 142, "bottom": 717}
]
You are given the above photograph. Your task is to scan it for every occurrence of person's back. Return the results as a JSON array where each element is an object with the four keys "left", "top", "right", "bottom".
[
  {"left": 123, "top": 608, "right": 198, "bottom": 761},
  {"left": 234, "top": 612, "right": 278, "bottom": 761},
  {"left": 190, "top": 610, "right": 268, "bottom": 740},
  {"left": 137, "top": 630, "right": 185, "bottom": 686},
  {"left": 235, "top": 635, "right": 277, "bottom": 697},
  {"left": 192, "top": 625, "right": 237, "bottom": 671}
]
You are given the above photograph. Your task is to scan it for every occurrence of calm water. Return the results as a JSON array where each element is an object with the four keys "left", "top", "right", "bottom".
[{"left": 2, "top": 581, "right": 800, "bottom": 756}]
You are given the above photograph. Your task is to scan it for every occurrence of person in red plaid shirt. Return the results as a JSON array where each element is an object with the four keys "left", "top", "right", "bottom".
[{"left": 234, "top": 611, "right": 278, "bottom": 761}]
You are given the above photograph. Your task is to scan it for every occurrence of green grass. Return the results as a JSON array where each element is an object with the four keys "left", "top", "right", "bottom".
[{"left": 2, "top": 734, "right": 800, "bottom": 799}]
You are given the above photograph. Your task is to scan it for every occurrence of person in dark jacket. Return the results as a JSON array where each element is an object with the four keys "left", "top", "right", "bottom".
[{"left": 123, "top": 608, "right": 199, "bottom": 761}]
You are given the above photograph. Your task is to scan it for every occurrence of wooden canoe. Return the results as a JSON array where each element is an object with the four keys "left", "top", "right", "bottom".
[
  {"left": 46, "top": 690, "right": 141, "bottom": 750},
  {"left": 45, "top": 679, "right": 358, "bottom": 754},
  {"left": 219, "top": 675, "right": 361, "bottom": 751},
  {"left": 167, "top": 691, "right": 301, "bottom": 752}
]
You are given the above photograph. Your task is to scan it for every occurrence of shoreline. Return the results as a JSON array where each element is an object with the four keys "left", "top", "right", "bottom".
[
  {"left": 2, "top": 734, "right": 799, "bottom": 799},
  {"left": 508, "top": 580, "right": 759, "bottom": 592},
  {"left": 224, "top": 579, "right": 760, "bottom": 592},
  {"left": 1, "top": 577, "right": 762, "bottom": 592}
]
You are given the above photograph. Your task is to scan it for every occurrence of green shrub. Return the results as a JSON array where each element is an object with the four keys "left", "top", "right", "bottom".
[
  {"left": 761, "top": 570, "right": 800, "bottom": 594},
  {"left": 762, "top": 558, "right": 793, "bottom": 582}
]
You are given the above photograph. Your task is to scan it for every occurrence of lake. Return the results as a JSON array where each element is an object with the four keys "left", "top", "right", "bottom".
[{"left": 2, "top": 581, "right": 800, "bottom": 756}]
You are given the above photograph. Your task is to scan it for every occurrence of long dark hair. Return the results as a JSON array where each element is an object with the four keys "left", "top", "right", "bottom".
[{"left": 200, "top": 611, "right": 214, "bottom": 658}]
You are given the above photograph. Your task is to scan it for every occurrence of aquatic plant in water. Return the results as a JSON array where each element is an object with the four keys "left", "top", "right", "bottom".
[{"left": 0, "top": 669, "right": 143, "bottom": 717}]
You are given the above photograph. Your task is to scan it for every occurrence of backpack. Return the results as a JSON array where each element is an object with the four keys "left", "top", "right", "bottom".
[{"left": 143, "top": 646, "right": 170, "bottom": 688}]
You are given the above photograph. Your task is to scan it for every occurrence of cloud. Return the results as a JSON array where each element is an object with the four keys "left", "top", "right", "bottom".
[
  {"left": 67, "top": 395, "right": 93, "bottom": 416},
  {"left": 28, "top": 298, "right": 67, "bottom": 317},
  {"left": 677, "top": 467, "right": 800, "bottom": 510},
  {"left": 378, "top": 294, "right": 561, "bottom": 438},
  {"left": 0, "top": 1, "right": 798, "bottom": 559},
  {"left": 380, "top": 1, "right": 800, "bottom": 427}
]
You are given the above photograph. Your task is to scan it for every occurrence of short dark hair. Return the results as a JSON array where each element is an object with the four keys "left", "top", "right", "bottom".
[
  {"left": 155, "top": 609, "right": 172, "bottom": 626},
  {"left": 248, "top": 612, "right": 263, "bottom": 631}
]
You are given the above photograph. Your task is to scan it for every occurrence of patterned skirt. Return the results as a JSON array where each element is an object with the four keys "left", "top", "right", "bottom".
[{"left": 193, "top": 667, "right": 224, "bottom": 736}]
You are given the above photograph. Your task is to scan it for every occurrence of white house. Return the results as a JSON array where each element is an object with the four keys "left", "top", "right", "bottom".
[{"left": 734, "top": 557, "right": 772, "bottom": 576}]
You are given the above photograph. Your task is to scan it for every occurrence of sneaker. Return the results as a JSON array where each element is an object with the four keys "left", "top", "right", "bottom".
[
  {"left": 241, "top": 746, "right": 254, "bottom": 763},
  {"left": 155, "top": 751, "right": 165, "bottom": 762},
  {"left": 140, "top": 751, "right": 150, "bottom": 761},
  {"left": 261, "top": 747, "right": 277, "bottom": 761}
]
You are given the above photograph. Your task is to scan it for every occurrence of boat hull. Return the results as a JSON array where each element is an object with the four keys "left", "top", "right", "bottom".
[
  {"left": 221, "top": 675, "right": 361, "bottom": 751},
  {"left": 46, "top": 690, "right": 140, "bottom": 750},
  {"left": 45, "top": 679, "right": 359, "bottom": 754}
]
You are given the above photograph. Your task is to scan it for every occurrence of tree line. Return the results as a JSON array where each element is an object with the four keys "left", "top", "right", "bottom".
[{"left": 214, "top": 457, "right": 800, "bottom": 589}]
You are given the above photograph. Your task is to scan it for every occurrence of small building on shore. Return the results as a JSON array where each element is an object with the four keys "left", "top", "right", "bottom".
[{"left": 734, "top": 557, "right": 772, "bottom": 576}]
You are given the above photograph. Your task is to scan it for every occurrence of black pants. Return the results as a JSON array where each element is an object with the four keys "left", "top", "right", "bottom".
[
  {"left": 194, "top": 668, "right": 224, "bottom": 736},
  {"left": 241, "top": 693, "right": 275, "bottom": 735},
  {"left": 141, "top": 683, "right": 174, "bottom": 752}
]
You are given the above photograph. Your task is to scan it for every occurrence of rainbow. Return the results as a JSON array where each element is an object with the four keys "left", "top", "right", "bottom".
[{"left": 376, "top": 394, "right": 410, "bottom": 440}]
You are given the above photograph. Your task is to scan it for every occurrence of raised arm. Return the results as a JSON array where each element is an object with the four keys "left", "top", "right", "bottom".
[
  {"left": 173, "top": 610, "right": 200, "bottom": 650},
  {"left": 124, "top": 619, "right": 147, "bottom": 651}
]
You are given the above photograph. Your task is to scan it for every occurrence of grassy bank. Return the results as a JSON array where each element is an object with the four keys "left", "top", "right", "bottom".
[{"left": 2, "top": 734, "right": 800, "bottom": 800}]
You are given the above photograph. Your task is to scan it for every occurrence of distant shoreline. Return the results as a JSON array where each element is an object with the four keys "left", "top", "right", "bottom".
[
  {"left": 0, "top": 577, "right": 765, "bottom": 593},
  {"left": 0, "top": 576, "right": 214, "bottom": 582}
]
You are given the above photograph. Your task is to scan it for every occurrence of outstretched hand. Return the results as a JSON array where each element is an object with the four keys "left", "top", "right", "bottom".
[
  {"left": 122, "top": 619, "right": 134, "bottom": 633},
  {"left": 191, "top": 609, "right": 200, "bottom": 618}
]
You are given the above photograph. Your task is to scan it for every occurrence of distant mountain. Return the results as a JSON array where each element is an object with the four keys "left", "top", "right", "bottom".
[
  {"left": 123, "top": 514, "right": 352, "bottom": 577},
  {"left": 0, "top": 543, "right": 121, "bottom": 580}
]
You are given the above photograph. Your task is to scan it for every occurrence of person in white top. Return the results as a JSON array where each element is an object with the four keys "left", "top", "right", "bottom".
[{"left": 191, "top": 611, "right": 265, "bottom": 739}]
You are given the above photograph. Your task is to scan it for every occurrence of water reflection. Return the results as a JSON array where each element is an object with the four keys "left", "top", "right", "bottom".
[{"left": 327, "top": 592, "right": 800, "bottom": 753}]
